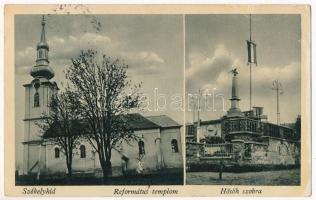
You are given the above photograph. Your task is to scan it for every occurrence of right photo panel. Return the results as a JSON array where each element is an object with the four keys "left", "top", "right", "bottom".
[{"left": 185, "top": 14, "right": 301, "bottom": 186}]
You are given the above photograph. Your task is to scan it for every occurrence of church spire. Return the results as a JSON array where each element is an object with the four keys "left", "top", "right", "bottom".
[
  {"left": 31, "top": 16, "right": 54, "bottom": 80},
  {"left": 40, "top": 16, "right": 47, "bottom": 46}
]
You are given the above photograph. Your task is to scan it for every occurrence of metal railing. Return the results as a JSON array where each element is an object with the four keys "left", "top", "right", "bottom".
[
  {"left": 222, "top": 118, "right": 262, "bottom": 134},
  {"left": 222, "top": 118, "right": 296, "bottom": 140}
]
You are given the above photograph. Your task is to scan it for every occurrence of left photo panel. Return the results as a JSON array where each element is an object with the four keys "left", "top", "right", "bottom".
[{"left": 14, "top": 14, "right": 184, "bottom": 185}]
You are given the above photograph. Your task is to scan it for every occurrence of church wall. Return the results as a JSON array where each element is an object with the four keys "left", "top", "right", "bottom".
[
  {"left": 45, "top": 139, "right": 102, "bottom": 174},
  {"left": 24, "top": 121, "right": 43, "bottom": 141},
  {"left": 160, "top": 128, "right": 183, "bottom": 168},
  {"left": 26, "top": 144, "right": 39, "bottom": 173},
  {"left": 123, "top": 129, "right": 161, "bottom": 172},
  {"left": 44, "top": 128, "right": 178, "bottom": 176}
]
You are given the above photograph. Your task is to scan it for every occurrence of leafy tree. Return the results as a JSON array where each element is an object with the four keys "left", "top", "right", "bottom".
[
  {"left": 65, "top": 50, "right": 143, "bottom": 178},
  {"left": 37, "top": 89, "right": 84, "bottom": 177}
]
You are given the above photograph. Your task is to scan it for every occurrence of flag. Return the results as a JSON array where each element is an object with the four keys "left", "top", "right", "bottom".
[{"left": 247, "top": 40, "right": 257, "bottom": 65}]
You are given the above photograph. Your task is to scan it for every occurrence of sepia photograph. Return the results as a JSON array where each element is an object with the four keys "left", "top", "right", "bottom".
[
  {"left": 14, "top": 13, "right": 184, "bottom": 185},
  {"left": 185, "top": 14, "right": 302, "bottom": 186},
  {"left": 3, "top": 4, "right": 311, "bottom": 197}
]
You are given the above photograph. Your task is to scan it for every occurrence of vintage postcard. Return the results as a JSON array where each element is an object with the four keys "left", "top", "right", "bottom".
[{"left": 4, "top": 4, "right": 311, "bottom": 197}]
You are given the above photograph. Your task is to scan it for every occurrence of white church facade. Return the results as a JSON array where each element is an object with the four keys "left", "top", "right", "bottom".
[{"left": 20, "top": 17, "right": 183, "bottom": 177}]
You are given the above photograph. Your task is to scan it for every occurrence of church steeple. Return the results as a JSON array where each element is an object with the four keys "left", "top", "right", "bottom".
[{"left": 31, "top": 16, "right": 54, "bottom": 80}]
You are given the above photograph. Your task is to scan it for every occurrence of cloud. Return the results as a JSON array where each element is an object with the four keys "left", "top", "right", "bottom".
[
  {"left": 16, "top": 47, "right": 36, "bottom": 67},
  {"left": 186, "top": 43, "right": 300, "bottom": 123},
  {"left": 186, "top": 43, "right": 300, "bottom": 95},
  {"left": 122, "top": 51, "right": 165, "bottom": 75},
  {"left": 16, "top": 32, "right": 165, "bottom": 76},
  {"left": 138, "top": 51, "right": 164, "bottom": 63},
  {"left": 15, "top": 65, "right": 32, "bottom": 75},
  {"left": 186, "top": 44, "right": 235, "bottom": 93}
]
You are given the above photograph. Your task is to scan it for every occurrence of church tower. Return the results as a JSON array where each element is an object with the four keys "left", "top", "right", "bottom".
[{"left": 22, "top": 16, "right": 58, "bottom": 175}]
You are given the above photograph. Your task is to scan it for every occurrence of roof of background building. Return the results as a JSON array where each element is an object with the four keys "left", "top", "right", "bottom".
[
  {"left": 186, "top": 119, "right": 221, "bottom": 126},
  {"left": 200, "top": 119, "right": 222, "bottom": 125},
  {"left": 146, "top": 115, "right": 181, "bottom": 128},
  {"left": 281, "top": 123, "right": 296, "bottom": 130}
]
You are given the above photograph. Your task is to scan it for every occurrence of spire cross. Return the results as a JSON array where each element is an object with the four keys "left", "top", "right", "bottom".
[{"left": 41, "top": 15, "right": 46, "bottom": 26}]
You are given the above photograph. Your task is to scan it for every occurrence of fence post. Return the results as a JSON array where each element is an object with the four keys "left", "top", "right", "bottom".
[{"left": 219, "top": 159, "right": 223, "bottom": 180}]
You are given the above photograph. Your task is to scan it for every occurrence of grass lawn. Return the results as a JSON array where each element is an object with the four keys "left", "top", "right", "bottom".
[
  {"left": 186, "top": 168, "right": 300, "bottom": 185},
  {"left": 16, "top": 169, "right": 183, "bottom": 186}
]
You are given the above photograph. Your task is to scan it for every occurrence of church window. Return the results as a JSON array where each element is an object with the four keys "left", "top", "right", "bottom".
[
  {"left": 34, "top": 92, "right": 40, "bottom": 107},
  {"left": 171, "top": 139, "right": 179, "bottom": 153},
  {"left": 138, "top": 141, "right": 145, "bottom": 156},
  {"left": 54, "top": 147, "right": 60, "bottom": 158},
  {"left": 80, "top": 145, "right": 86, "bottom": 158}
]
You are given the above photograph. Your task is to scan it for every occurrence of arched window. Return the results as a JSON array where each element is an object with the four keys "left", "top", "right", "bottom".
[
  {"left": 34, "top": 92, "right": 40, "bottom": 107},
  {"left": 80, "top": 145, "right": 86, "bottom": 158},
  {"left": 54, "top": 147, "right": 60, "bottom": 158},
  {"left": 171, "top": 139, "right": 179, "bottom": 153},
  {"left": 138, "top": 141, "right": 145, "bottom": 156}
]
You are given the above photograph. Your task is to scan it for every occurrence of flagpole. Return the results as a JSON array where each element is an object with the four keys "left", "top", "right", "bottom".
[
  {"left": 250, "top": 62, "right": 252, "bottom": 111},
  {"left": 249, "top": 14, "right": 252, "bottom": 111}
]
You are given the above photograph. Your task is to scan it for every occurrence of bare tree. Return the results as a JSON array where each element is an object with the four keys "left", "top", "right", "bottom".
[
  {"left": 37, "top": 89, "right": 84, "bottom": 177},
  {"left": 65, "top": 50, "right": 143, "bottom": 178}
]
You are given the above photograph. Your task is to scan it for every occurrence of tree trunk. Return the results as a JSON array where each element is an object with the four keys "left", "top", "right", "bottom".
[
  {"left": 100, "top": 160, "right": 112, "bottom": 180},
  {"left": 105, "top": 160, "right": 112, "bottom": 176},
  {"left": 66, "top": 151, "right": 73, "bottom": 179},
  {"left": 67, "top": 162, "right": 72, "bottom": 177}
]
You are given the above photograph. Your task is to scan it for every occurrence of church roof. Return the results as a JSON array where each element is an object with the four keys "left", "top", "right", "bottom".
[
  {"left": 43, "top": 113, "right": 182, "bottom": 138},
  {"left": 146, "top": 115, "right": 181, "bottom": 128},
  {"left": 121, "top": 113, "right": 161, "bottom": 130}
]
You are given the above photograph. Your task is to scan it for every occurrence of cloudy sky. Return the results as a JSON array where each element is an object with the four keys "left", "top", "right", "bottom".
[
  {"left": 15, "top": 15, "right": 184, "bottom": 167},
  {"left": 185, "top": 14, "right": 301, "bottom": 124}
]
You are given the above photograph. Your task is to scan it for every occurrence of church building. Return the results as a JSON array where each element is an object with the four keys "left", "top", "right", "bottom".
[{"left": 20, "top": 17, "right": 183, "bottom": 177}]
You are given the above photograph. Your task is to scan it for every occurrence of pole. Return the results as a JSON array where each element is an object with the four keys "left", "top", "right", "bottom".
[
  {"left": 250, "top": 63, "right": 252, "bottom": 111},
  {"left": 276, "top": 81, "right": 280, "bottom": 125},
  {"left": 249, "top": 14, "right": 252, "bottom": 111},
  {"left": 250, "top": 14, "right": 252, "bottom": 41},
  {"left": 197, "top": 90, "right": 201, "bottom": 143},
  {"left": 197, "top": 89, "right": 200, "bottom": 125},
  {"left": 272, "top": 80, "right": 282, "bottom": 125},
  {"left": 193, "top": 101, "right": 196, "bottom": 124},
  {"left": 219, "top": 159, "right": 223, "bottom": 180}
]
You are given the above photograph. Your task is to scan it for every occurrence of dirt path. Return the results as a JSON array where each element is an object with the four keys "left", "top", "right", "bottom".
[{"left": 186, "top": 169, "right": 300, "bottom": 185}]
